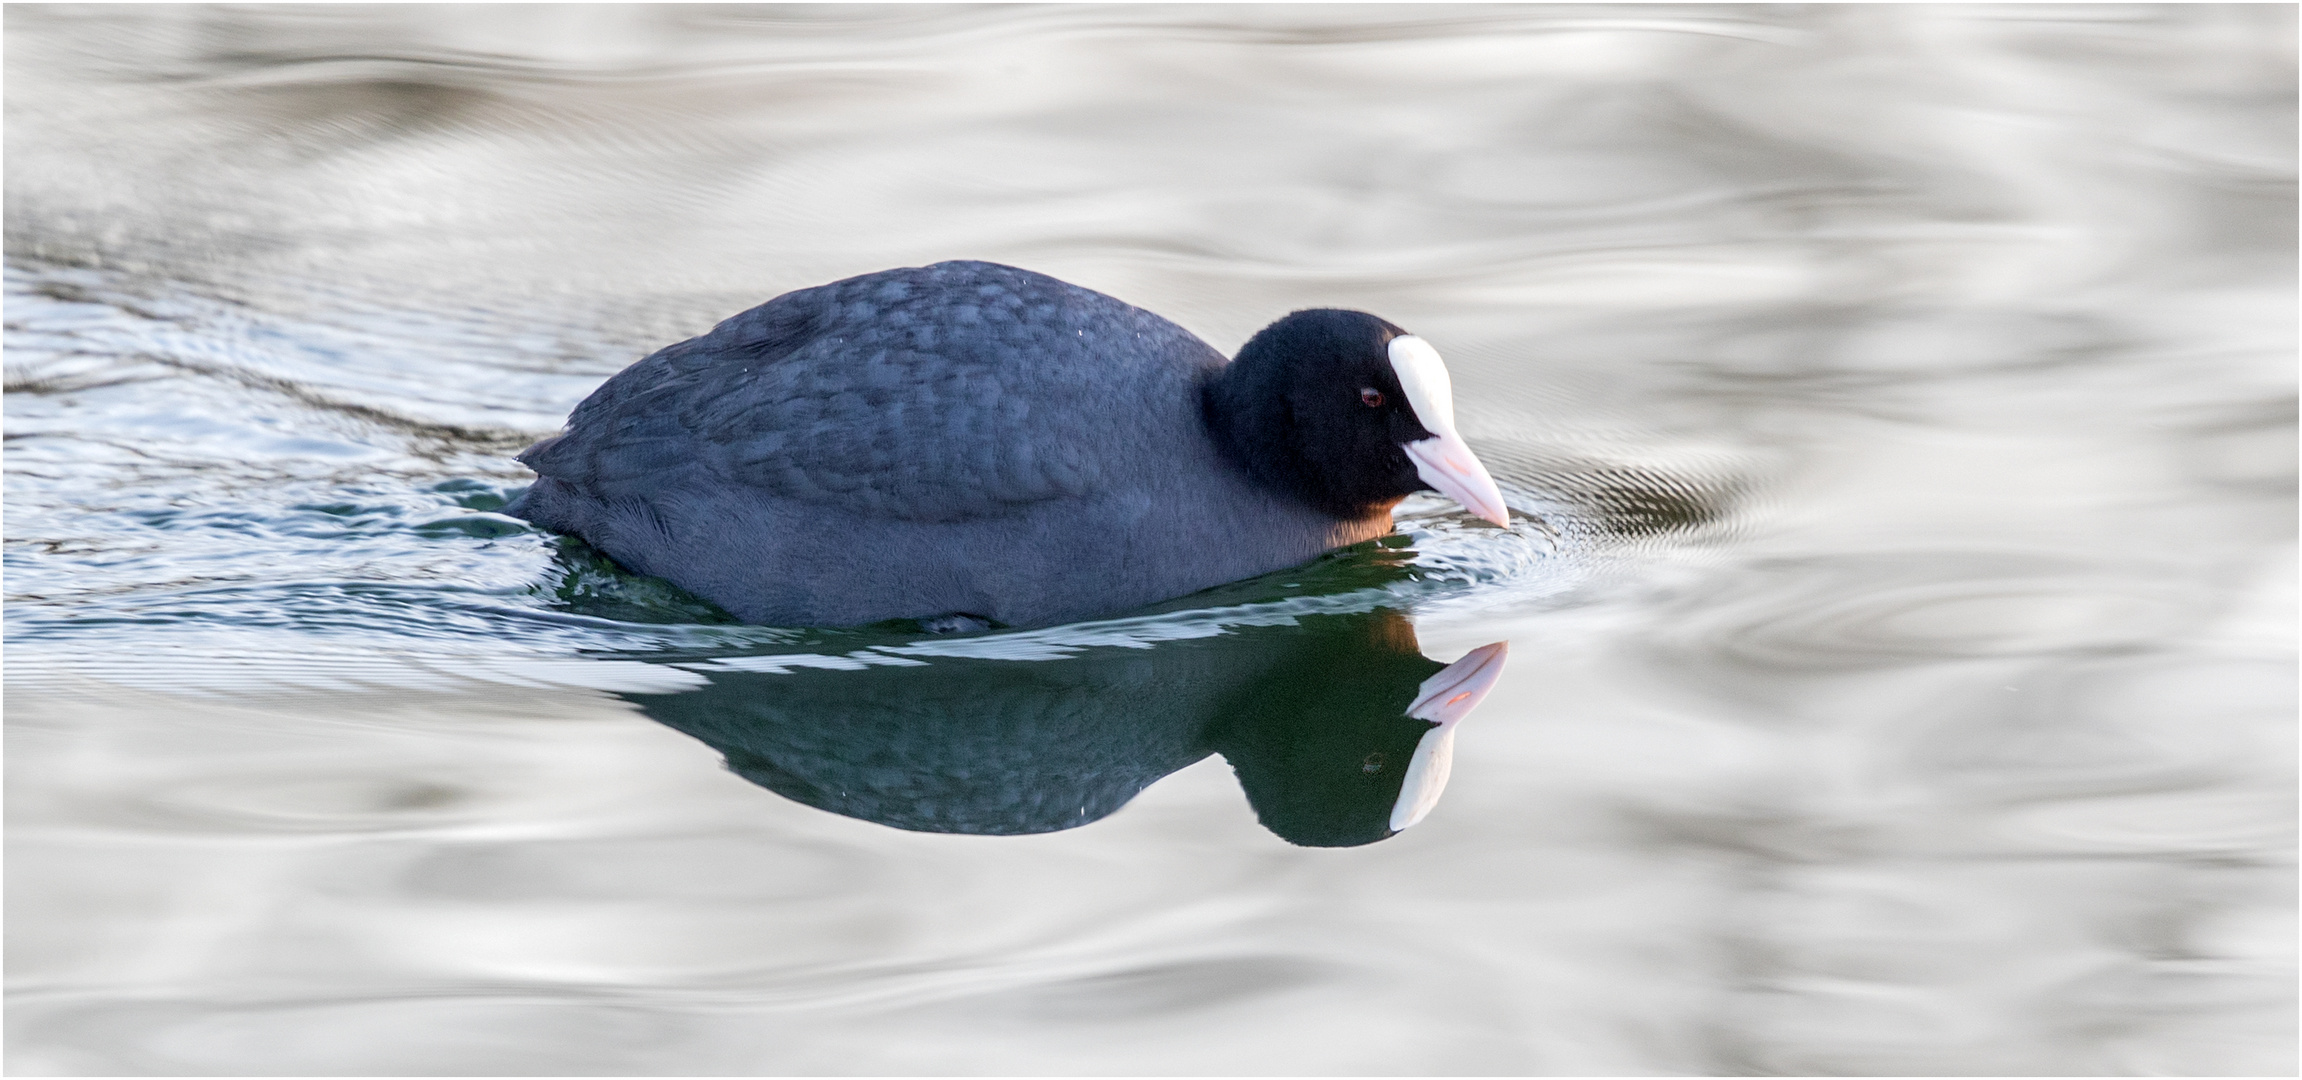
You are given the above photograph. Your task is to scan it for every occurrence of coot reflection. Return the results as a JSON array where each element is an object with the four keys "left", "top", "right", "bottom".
[{"left": 623, "top": 610, "right": 1505, "bottom": 847}]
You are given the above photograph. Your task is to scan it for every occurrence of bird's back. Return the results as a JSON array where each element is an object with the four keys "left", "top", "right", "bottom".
[{"left": 522, "top": 261, "right": 1213, "bottom": 520}]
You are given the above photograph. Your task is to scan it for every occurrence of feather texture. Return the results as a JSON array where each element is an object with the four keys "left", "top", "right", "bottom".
[{"left": 522, "top": 261, "right": 1212, "bottom": 523}]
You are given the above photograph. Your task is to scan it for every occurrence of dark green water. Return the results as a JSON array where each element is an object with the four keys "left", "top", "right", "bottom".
[{"left": 7, "top": 6, "right": 2293, "bottom": 1074}]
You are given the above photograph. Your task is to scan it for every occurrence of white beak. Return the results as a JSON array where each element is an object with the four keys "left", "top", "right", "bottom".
[{"left": 1388, "top": 336, "right": 1510, "bottom": 527}]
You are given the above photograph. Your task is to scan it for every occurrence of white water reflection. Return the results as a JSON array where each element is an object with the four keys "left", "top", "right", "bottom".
[{"left": 7, "top": 5, "right": 2294, "bottom": 1075}]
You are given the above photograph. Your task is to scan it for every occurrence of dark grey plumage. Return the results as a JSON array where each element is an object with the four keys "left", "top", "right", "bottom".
[{"left": 510, "top": 261, "right": 1413, "bottom": 627}]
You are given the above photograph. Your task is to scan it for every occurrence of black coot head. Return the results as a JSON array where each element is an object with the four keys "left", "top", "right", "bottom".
[
  {"left": 1207, "top": 309, "right": 1510, "bottom": 526},
  {"left": 1240, "top": 310, "right": 1428, "bottom": 515}
]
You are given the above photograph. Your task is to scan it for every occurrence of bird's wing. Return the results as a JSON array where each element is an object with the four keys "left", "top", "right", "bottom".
[{"left": 522, "top": 262, "right": 1219, "bottom": 523}]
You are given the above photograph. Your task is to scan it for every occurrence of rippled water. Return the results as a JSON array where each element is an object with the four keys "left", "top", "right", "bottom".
[{"left": 7, "top": 5, "right": 2294, "bottom": 1075}]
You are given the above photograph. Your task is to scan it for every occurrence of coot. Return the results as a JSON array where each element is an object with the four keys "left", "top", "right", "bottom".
[{"left": 508, "top": 261, "right": 1507, "bottom": 627}]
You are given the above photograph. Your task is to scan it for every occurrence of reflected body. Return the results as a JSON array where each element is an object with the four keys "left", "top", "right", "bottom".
[
  {"left": 508, "top": 261, "right": 1506, "bottom": 628},
  {"left": 632, "top": 610, "right": 1506, "bottom": 847}
]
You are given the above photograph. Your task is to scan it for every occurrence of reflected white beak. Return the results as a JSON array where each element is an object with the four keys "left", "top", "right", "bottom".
[
  {"left": 1390, "top": 641, "right": 1510, "bottom": 832},
  {"left": 1387, "top": 336, "right": 1509, "bottom": 527},
  {"left": 1407, "top": 641, "right": 1510, "bottom": 725}
]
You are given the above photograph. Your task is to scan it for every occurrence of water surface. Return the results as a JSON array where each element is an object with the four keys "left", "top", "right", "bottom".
[{"left": 7, "top": 5, "right": 2294, "bottom": 1075}]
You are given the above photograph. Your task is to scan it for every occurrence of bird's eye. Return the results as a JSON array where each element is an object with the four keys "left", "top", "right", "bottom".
[{"left": 1359, "top": 388, "right": 1385, "bottom": 408}]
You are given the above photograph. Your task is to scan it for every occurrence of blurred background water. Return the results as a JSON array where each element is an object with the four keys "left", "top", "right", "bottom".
[{"left": 5, "top": 4, "right": 2294, "bottom": 1075}]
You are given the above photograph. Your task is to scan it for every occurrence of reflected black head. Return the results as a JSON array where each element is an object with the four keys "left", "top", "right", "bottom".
[
  {"left": 1218, "top": 708, "right": 1441, "bottom": 848},
  {"left": 1205, "top": 309, "right": 1437, "bottom": 521},
  {"left": 1207, "top": 612, "right": 1447, "bottom": 848}
]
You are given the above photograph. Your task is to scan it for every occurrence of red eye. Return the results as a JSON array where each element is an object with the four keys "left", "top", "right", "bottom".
[{"left": 1360, "top": 388, "right": 1385, "bottom": 408}]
